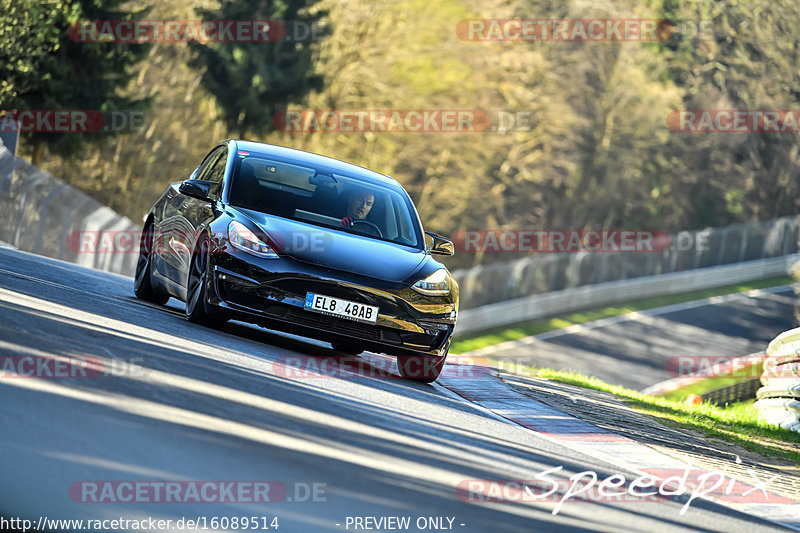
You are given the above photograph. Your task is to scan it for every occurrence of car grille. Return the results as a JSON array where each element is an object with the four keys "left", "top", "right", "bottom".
[
  {"left": 272, "top": 278, "right": 405, "bottom": 314},
  {"left": 219, "top": 277, "right": 441, "bottom": 349},
  {"left": 282, "top": 306, "right": 402, "bottom": 343}
]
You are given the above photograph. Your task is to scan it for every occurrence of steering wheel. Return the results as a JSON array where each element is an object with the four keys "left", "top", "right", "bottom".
[{"left": 351, "top": 219, "right": 383, "bottom": 238}]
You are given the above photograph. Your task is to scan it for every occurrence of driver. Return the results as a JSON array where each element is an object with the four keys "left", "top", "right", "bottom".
[{"left": 340, "top": 190, "right": 374, "bottom": 227}]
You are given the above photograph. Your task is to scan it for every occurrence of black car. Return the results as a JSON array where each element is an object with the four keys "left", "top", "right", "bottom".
[{"left": 134, "top": 140, "right": 458, "bottom": 382}]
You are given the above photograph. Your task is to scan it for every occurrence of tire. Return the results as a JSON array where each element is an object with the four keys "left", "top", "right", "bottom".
[
  {"left": 756, "top": 381, "right": 800, "bottom": 400},
  {"left": 331, "top": 340, "right": 363, "bottom": 355},
  {"left": 397, "top": 353, "right": 447, "bottom": 383},
  {"left": 761, "top": 362, "right": 800, "bottom": 386},
  {"left": 186, "top": 236, "right": 227, "bottom": 327},
  {"left": 754, "top": 397, "right": 800, "bottom": 431},
  {"left": 134, "top": 224, "right": 169, "bottom": 305},
  {"left": 764, "top": 344, "right": 800, "bottom": 368}
]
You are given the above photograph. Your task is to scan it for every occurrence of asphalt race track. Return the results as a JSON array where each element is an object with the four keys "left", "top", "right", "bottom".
[
  {"left": 0, "top": 247, "right": 790, "bottom": 532},
  {"left": 476, "top": 287, "right": 796, "bottom": 390}
]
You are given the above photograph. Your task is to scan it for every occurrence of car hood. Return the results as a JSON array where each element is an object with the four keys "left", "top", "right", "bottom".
[{"left": 235, "top": 208, "right": 427, "bottom": 283}]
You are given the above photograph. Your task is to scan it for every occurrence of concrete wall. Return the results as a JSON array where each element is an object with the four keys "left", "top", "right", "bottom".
[{"left": 0, "top": 146, "right": 139, "bottom": 276}]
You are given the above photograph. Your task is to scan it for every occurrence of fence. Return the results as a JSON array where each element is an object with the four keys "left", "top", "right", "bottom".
[
  {"left": 701, "top": 378, "right": 761, "bottom": 405},
  {"left": 0, "top": 144, "right": 138, "bottom": 276},
  {"left": 453, "top": 217, "right": 799, "bottom": 311}
]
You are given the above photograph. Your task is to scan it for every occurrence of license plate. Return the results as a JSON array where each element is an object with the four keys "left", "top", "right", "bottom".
[{"left": 304, "top": 292, "right": 379, "bottom": 324}]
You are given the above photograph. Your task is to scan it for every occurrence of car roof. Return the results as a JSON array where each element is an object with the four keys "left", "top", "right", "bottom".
[{"left": 231, "top": 140, "right": 403, "bottom": 190}]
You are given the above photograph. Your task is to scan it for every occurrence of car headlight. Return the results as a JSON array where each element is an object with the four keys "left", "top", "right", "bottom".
[
  {"left": 412, "top": 268, "right": 449, "bottom": 296},
  {"left": 228, "top": 221, "right": 279, "bottom": 259}
]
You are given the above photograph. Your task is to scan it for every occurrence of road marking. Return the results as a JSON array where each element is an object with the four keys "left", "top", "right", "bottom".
[
  {"left": 438, "top": 369, "right": 800, "bottom": 530},
  {"left": 459, "top": 285, "right": 795, "bottom": 357},
  {"left": 0, "top": 359, "right": 548, "bottom": 523},
  {"left": 0, "top": 265, "right": 137, "bottom": 307},
  {"left": 430, "top": 381, "right": 517, "bottom": 426}
]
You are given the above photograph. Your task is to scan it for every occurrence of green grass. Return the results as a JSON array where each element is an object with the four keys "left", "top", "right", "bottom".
[
  {"left": 660, "top": 361, "right": 763, "bottom": 401},
  {"left": 452, "top": 275, "right": 794, "bottom": 354},
  {"left": 502, "top": 364, "right": 800, "bottom": 465}
]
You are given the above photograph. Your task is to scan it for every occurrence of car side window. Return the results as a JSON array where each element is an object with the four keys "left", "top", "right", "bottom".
[
  {"left": 197, "top": 146, "right": 228, "bottom": 199},
  {"left": 193, "top": 147, "right": 221, "bottom": 180}
]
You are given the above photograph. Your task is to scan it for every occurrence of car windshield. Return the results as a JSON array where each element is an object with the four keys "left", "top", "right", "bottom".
[{"left": 227, "top": 154, "right": 423, "bottom": 248}]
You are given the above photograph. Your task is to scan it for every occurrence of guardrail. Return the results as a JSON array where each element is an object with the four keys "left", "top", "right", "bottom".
[
  {"left": 0, "top": 145, "right": 139, "bottom": 276},
  {"left": 453, "top": 217, "right": 799, "bottom": 310},
  {"left": 454, "top": 254, "right": 799, "bottom": 337},
  {"left": 756, "top": 327, "right": 800, "bottom": 433}
]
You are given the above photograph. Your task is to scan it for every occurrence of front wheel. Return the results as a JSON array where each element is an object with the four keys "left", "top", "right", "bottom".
[
  {"left": 397, "top": 353, "right": 447, "bottom": 383},
  {"left": 186, "top": 237, "right": 227, "bottom": 327},
  {"left": 134, "top": 224, "right": 169, "bottom": 305}
]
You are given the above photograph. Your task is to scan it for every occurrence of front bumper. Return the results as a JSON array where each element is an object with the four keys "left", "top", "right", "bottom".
[{"left": 207, "top": 251, "right": 457, "bottom": 357}]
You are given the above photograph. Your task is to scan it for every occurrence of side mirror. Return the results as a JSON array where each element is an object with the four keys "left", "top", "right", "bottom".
[
  {"left": 426, "top": 231, "right": 455, "bottom": 256},
  {"left": 179, "top": 179, "right": 214, "bottom": 202}
]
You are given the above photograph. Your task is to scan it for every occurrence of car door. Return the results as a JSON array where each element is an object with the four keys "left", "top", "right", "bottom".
[
  {"left": 172, "top": 145, "right": 228, "bottom": 289},
  {"left": 154, "top": 146, "right": 225, "bottom": 287}
]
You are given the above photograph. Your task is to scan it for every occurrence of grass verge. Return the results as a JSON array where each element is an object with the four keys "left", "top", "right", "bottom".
[
  {"left": 503, "top": 364, "right": 800, "bottom": 465},
  {"left": 453, "top": 275, "right": 794, "bottom": 354},
  {"left": 659, "top": 361, "right": 763, "bottom": 402}
]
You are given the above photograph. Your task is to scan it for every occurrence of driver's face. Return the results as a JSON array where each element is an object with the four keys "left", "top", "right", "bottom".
[{"left": 347, "top": 193, "right": 374, "bottom": 219}]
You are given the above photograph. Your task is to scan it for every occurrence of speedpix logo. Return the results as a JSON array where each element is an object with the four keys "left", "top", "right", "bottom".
[{"left": 458, "top": 461, "right": 783, "bottom": 516}]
